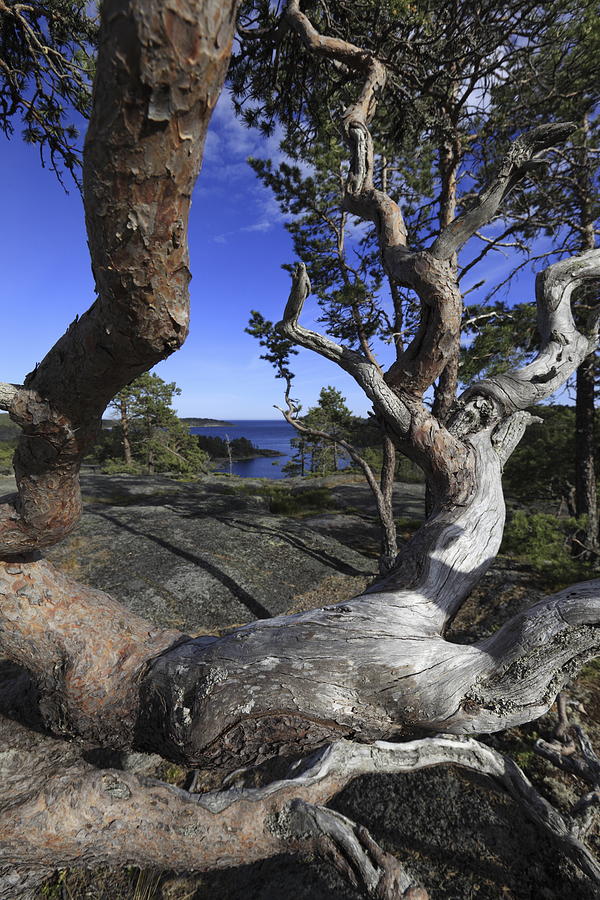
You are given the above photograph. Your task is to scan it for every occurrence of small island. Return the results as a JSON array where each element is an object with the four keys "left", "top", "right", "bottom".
[{"left": 180, "top": 417, "right": 234, "bottom": 427}]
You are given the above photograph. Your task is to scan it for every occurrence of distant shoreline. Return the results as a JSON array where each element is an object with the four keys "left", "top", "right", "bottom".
[
  {"left": 101, "top": 417, "right": 235, "bottom": 429},
  {"left": 211, "top": 449, "right": 283, "bottom": 465},
  {"left": 181, "top": 417, "right": 234, "bottom": 427}
]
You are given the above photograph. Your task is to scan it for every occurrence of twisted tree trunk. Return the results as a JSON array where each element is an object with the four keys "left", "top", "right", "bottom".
[{"left": 0, "top": 1, "right": 599, "bottom": 897}]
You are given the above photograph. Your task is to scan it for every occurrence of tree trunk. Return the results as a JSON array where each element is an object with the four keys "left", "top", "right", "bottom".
[
  {"left": 0, "top": 3, "right": 599, "bottom": 894},
  {"left": 575, "top": 354, "right": 598, "bottom": 553},
  {"left": 146, "top": 424, "right": 155, "bottom": 475},
  {"left": 119, "top": 398, "right": 133, "bottom": 465},
  {"left": 431, "top": 128, "right": 462, "bottom": 426},
  {"left": 378, "top": 431, "right": 398, "bottom": 572},
  {"left": 147, "top": 447, "right": 155, "bottom": 475},
  {"left": 574, "top": 112, "right": 598, "bottom": 555},
  {"left": 225, "top": 434, "right": 233, "bottom": 476}
]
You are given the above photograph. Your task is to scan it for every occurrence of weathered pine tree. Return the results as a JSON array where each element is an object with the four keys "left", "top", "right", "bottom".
[
  {"left": 1, "top": 2, "right": 600, "bottom": 897},
  {"left": 475, "top": 2, "right": 600, "bottom": 553},
  {"left": 232, "top": 0, "right": 585, "bottom": 421}
]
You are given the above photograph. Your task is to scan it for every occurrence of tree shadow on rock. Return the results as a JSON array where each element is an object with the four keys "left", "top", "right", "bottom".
[
  {"left": 330, "top": 766, "right": 596, "bottom": 900},
  {"left": 91, "top": 509, "right": 272, "bottom": 620}
]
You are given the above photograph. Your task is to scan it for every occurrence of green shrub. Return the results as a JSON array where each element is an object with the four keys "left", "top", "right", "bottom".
[
  {"left": 501, "top": 511, "right": 593, "bottom": 584},
  {"left": 268, "top": 486, "right": 331, "bottom": 515},
  {"left": 240, "top": 483, "right": 332, "bottom": 516},
  {"left": 100, "top": 458, "right": 145, "bottom": 476},
  {"left": 0, "top": 441, "right": 15, "bottom": 474}
]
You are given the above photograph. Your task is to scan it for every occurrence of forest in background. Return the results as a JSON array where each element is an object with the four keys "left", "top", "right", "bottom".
[{"left": 1, "top": 398, "right": 596, "bottom": 587}]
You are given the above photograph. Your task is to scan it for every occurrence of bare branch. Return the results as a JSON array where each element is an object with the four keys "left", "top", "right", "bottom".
[
  {"left": 0, "top": 711, "right": 430, "bottom": 899},
  {"left": 6, "top": 674, "right": 600, "bottom": 891},
  {"left": 535, "top": 738, "right": 600, "bottom": 788},
  {"left": 285, "top": 0, "right": 407, "bottom": 260},
  {"left": 276, "top": 400, "right": 398, "bottom": 573},
  {"left": 431, "top": 123, "right": 577, "bottom": 261},
  {"left": 277, "top": 263, "right": 475, "bottom": 507},
  {"left": 223, "top": 734, "right": 600, "bottom": 887},
  {"left": 463, "top": 249, "right": 600, "bottom": 415},
  {"left": 278, "top": 801, "right": 426, "bottom": 899},
  {"left": 0, "top": 715, "right": 302, "bottom": 887},
  {"left": 535, "top": 722, "right": 600, "bottom": 789},
  {"left": 277, "top": 264, "right": 412, "bottom": 435}
]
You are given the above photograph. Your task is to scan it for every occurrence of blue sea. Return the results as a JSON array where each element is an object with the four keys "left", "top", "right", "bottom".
[{"left": 190, "top": 419, "right": 297, "bottom": 479}]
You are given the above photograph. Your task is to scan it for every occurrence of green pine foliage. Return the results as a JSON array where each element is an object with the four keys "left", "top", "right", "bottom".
[
  {"left": 249, "top": 143, "right": 386, "bottom": 350},
  {"left": 460, "top": 302, "right": 538, "bottom": 383},
  {"left": 99, "top": 373, "right": 210, "bottom": 476},
  {"left": 501, "top": 511, "right": 592, "bottom": 584},
  {"left": 479, "top": 0, "right": 600, "bottom": 264},
  {"left": 502, "top": 406, "right": 600, "bottom": 506},
  {"left": 297, "top": 386, "right": 353, "bottom": 475},
  {"left": 246, "top": 310, "right": 298, "bottom": 383},
  {"left": 0, "top": 0, "right": 97, "bottom": 183}
]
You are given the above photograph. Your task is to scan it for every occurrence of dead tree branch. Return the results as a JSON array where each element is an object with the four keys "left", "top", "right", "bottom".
[
  {"left": 431, "top": 123, "right": 578, "bottom": 261},
  {"left": 462, "top": 249, "right": 600, "bottom": 416},
  {"left": 285, "top": 0, "right": 408, "bottom": 256},
  {"left": 4, "top": 707, "right": 600, "bottom": 897}
]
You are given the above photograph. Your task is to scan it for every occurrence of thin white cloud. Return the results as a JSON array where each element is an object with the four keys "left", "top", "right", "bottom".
[
  {"left": 203, "top": 90, "right": 288, "bottom": 181},
  {"left": 202, "top": 129, "right": 221, "bottom": 164},
  {"left": 213, "top": 218, "right": 273, "bottom": 243},
  {"left": 242, "top": 221, "right": 272, "bottom": 233}
]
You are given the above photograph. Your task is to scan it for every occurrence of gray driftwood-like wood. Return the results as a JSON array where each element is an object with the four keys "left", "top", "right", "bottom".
[{"left": 0, "top": 0, "right": 599, "bottom": 896}]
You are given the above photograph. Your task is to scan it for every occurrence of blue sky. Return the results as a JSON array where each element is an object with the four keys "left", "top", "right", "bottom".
[
  {"left": 1, "top": 90, "right": 546, "bottom": 418},
  {"left": 2, "top": 90, "right": 390, "bottom": 418}
]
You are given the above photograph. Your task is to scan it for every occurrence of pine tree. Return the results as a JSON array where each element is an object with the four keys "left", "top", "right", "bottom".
[
  {"left": 469, "top": 1, "right": 600, "bottom": 552},
  {"left": 108, "top": 373, "right": 209, "bottom": 475}
]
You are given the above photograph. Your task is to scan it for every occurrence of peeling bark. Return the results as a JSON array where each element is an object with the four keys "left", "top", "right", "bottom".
[
  {"left": 0, "top": 711, "right": 428, "bottom": 899},
  {"left": 0, "top": 0, "right": 238, "bottom": 557},
  {"left": 0, "top": 0, "right": 599, "bottom": 894}
]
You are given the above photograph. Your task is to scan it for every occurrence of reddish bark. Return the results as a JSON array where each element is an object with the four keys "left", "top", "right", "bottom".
[
  {"left": 0, "top": 0, "right": 238, "bottom": 557},
  {"left": 0, "top": 2, "right": 598, "bottom": 896}
]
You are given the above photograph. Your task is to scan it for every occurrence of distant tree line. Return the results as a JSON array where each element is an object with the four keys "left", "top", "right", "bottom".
[
  {"left": 195, "top": 434, "right": 279, "bottom": 460},
  {"left": 91, "top": 373, "right": 280, "bottom": 474}
]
